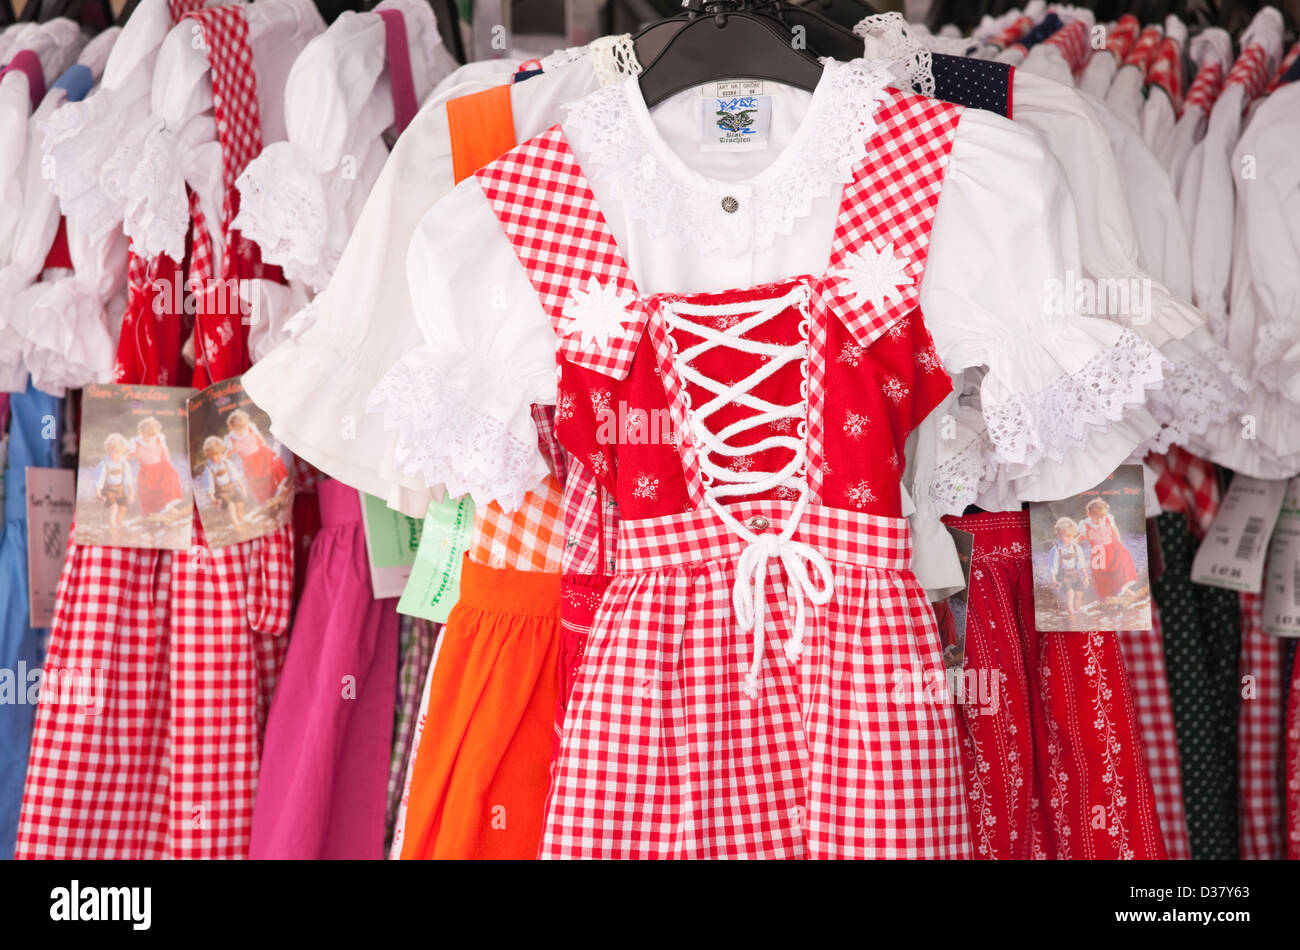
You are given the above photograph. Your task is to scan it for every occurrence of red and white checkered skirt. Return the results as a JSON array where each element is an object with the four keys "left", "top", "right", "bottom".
[
  {"left": 540, "top": 500, "right": 971, "bottom": 859},
  {"left": 15, "top": 518, "right": 293, "bottom": 860}
]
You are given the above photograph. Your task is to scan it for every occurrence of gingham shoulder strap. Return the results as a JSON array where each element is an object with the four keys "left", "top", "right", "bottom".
[
  {"left": 810, "top": 87, "right": 962, "bottom": 351},
  {"left": 475, "top": 125, "right": 653, "bottom": 381}
]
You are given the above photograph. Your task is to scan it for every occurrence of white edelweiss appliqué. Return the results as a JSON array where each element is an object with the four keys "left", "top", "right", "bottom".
[
  {"left": 560, "top": 277, "right": 638, "bottom": 353},
  {"left": 833, "top": 240, "right": 913, "bottom": 312}
]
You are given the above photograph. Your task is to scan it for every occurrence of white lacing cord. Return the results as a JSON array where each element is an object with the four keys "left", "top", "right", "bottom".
[{"left": 663, "top": 285, "right": 835, "bottom": 699}]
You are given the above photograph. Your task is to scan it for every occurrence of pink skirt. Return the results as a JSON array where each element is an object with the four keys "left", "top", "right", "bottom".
[{"left": 542, "top": 501, "right": 971, "bottom": 859}]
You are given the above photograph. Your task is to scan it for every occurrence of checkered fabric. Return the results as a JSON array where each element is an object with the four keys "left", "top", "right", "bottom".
[
  {"left": 1184, "top": 59, "right": 1226, "bottom": 114},
  {"left": 1238, "top": 591, "right": 1286, "bottom": 859},
  {"left": 1147, "top": 445, "right": 1221, "bottom": 537},
  {"left": 943, "top": 510, "right": 1167, "bottom": 860},
  {"left": 805, "top": 91, "right": 960, "bottom": 501},
  {"left": 475, "top": 127, "right": 653, "bottom": 381},
  {"left": 1148, "top": 36, "right": 1186, "bottom": 114},
  {"left": 469, "top": 474, "right": 565, "bottom": 572},
  {"left": 386, "top": 616, "right": 439, "bottom": 850},
  {"left": 990, "top": 15, "right": 1034, "bottom": 49},
  {"left": 1120, "top": 609, "right": 1192, "bottom": 859},
  {"left": 1270, "top": 40, "right": 1300, "bottom": 92},
  {"left": 1287, "top": 653, "right": 1300, "bottom": 859},
  {"left": 561, "top": 459, "right": 618, "bottom": 576},
  {"left": 1225, "top": 43, "right": 1274, "bottom": 108},
  {"left": 1123, "top": 25, "right": 1164, "bottom": 73},
  {"left": 16, "top": 521, "right": 293, "bottom": 859},
  {"left": 1104, "top": 14, "right": 1141, "bottom": 60},
  {"left": 1042, "top": 19, "right": 1092, "bottom": 75},
  {"left": 543, "top": 504, "right": 970, "bottom": 858}
]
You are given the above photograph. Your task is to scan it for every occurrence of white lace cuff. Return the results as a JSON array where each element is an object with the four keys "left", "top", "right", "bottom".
[
  {"left": 982, "top": 325, "right": 1168, "bottom": 470},
  {"left": 930, "top": 428, "right": 997, "bottom": 518},
  {"left": 234, "top": 142, "right": 330, "bottom": 287},
  {"left": 365, "top": 348, "right": 550, "bottom": 512},
  {"left": 19, "top": 278, "right": 118, "bottom": 396},
  {"left": 119, "top": 124, "right": 190, "bottom": 263},
  {"left": 41, "top": 90, "right": 124, "bottom": 242}
]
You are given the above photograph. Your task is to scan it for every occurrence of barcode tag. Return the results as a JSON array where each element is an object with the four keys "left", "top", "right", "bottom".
[
  {"left": 700, "top": 80, "right": 772, "bottom": 150},
  {"left": 1190, "top": 474, "right": 1288, "bottom": 592},
  {"left": 1262, "top": 476, "right": 1300, "bottom": 636}
]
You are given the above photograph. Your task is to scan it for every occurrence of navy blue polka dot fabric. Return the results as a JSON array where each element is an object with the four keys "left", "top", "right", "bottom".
[{"left": 927, "top": 54, "right": 1013, "bottom": 117}]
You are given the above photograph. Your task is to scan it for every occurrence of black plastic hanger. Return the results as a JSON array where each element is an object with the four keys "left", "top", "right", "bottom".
[
  {"left": 638, "top": 2, "right": 823, "bottom": 107},
  {"left": 1, "top": 0, "right": 14, "bottom": 28},
  {"left": 116, "top": 0, "right": 141, "bottom": 26}
]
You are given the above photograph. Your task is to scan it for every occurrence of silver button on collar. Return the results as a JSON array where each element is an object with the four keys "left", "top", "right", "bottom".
[
  {"left": 721, "top": 195, "right": 739, "bottom": 214},
  {"left": 747, "top": 516, "right": 769, "bottom": 532}
]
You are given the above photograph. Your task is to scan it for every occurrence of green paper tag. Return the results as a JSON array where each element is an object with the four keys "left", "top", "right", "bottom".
[
  {"left": 396, "top": 495, "right": 475, "bottom": 623},
  {"left": 359, "top": 492, "right": 425, "bottom": 598}
]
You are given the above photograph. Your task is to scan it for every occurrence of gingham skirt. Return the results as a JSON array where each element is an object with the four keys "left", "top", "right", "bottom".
[
  {"left": 540, "top": 501, "right": 972, "bottom": 859},
  {"left": 15, "top": 518, "right": 293, "bottom": 860}
]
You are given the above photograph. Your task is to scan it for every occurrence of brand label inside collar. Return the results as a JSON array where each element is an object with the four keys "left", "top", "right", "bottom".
[{"left": 700, "top": 80, "right": 771, "bottom": 152}]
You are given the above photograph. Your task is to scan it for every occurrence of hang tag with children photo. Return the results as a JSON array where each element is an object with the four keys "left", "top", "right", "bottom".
[
  {"left": 187, "top": 378, "right": 295, "bottom": 549},
  {"left": 74, "top": 384, "right": 195, "bottom": 550},
  {"left": 1028, "top": 465, "right": 1152, "bottom": 632}
]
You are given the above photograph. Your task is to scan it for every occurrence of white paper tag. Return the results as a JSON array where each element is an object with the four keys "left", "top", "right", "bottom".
[
  {"left": 1261, "top": 476, "right": 1300, "bottom": 636},
  {"left": 1190, "top": 474, "right": 1288, "bottom": 592},
  {"left": 26, "top": 467, "right": 75, "bottom": 628},
  {"left": 700, "top": 80, "right": 771, "bottom": 150}
]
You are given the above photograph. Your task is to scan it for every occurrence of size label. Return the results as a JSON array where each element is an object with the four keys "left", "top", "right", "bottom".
[
  {"left": 700, "top": 80, "right": 771, "bottom": 150},
  {"left": 1262, "top": 476, "right": 1300, "bottom": 636},
  {"left": 1190, "top": 474, "right": 1288, "bottom": 592}
]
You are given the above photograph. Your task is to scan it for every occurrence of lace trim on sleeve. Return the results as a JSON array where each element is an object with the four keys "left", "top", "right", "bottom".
[
  {"left": 1143, "top": 347, "right": 1249, "bottom": 454},
  {"left": 233, "top": 143, "right": 331, "bottom": 290},
  {"left": 929, "top": 431, "right": 997, "bottom": 518},
  {"left": 366, "top": 353, "right": 549, "bottom": 512},
  {"left": 983, "top": 327, "right": 1168, "bottom": 469}
]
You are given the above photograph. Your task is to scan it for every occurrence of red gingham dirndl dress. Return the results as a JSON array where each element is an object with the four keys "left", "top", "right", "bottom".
[
  {"left": 15, "top": 6, "right": 293, "bottom": 860},
  {"left": 475, "top": 90, "right": 973, "bottom": 858}
]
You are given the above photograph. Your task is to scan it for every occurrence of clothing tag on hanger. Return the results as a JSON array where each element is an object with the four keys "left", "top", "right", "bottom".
[
  {"left": 26, "top": 467, "right": 75, "bottom": 629},
  {"left": 1190, "top": 474, "right": 1289, "bottom": 593},
  {"left": 700, "top": 80, "right": 772, "bottom": 151},
  {"left": 938, "top": 527, "right": 974, "bottom": 669},
  {"left": 359, "top": 491, "right": 424, "bottom": 599},
  {"left": 74, "top": 384, "right": 196, "bottom": 551},
  {"left": 1260, "top": 476, "right": 1300, "bottom": 636},
  {"left": 186, "top": 378, "right": 294, "bottom": 549},
  {"left": 397, "top": 495, "right": 475, "bottom": 624},
  {"left": 1027, "top": 465, "right": 1152, "bottom": 631}
]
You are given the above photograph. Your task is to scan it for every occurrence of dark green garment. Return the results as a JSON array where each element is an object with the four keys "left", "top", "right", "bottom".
[{"left": 1153, "top": 512, "right": 1241, "bottom": 860}]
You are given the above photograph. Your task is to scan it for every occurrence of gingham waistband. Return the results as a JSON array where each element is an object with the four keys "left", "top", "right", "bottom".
[{"left": 616, "top": 500, "right": 913, "bottom": 574}]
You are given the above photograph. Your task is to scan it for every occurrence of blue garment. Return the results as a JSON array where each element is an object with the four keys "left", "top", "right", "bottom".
[{"left": 0, "top": 382, "right": 61, "bottom": 858}]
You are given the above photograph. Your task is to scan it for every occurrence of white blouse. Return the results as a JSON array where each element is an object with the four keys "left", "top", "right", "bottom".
[
  {"left": 369, "top": 59, "right": 1167, "bottom": 518},
  {"left": 1157, "top": 27, "right": 1232, "bottom": 189},
  {"left": 242, "top": 38, "right": 638, "bottom": 518},
  {"left": 233, "top": 0, "right": 456, "bottom": 295}
]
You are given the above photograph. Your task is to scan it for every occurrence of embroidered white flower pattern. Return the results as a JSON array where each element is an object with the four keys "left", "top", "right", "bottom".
[
  {"left": 915, "top": 347, "right": 942, "bottom": 374},
  {"left": 837, "top": 341, "right": 865, "bottom": 367},
  {"left": 846, "top": 479, "right": 877, "bottom": 509},
  {"left": 587, "top": 452, "right": 609, "bottom": 476},
  {"left": 556, "top": 390, "right": 575, "bottom": 423},
  {"left": 728, "top": 455, "right": 756, "bottom": 473},
  {"left": 770, "top": 416, "right": 795, "bottom": 434},
  {"left": 632, "top": 472, "right": 660, "bottom": 500},
  {"left": 833, "top": 241, "right": 914, "bottom": 312},
  {"left": 715, "top": 313, "right": 743, "bottom": 331},
  {"left": 774, "top": 485, "right": 800, "bottom": 500},
  {"left": 560, "top": 277, "right": 638, "bottom": 353},
  {"left": 882, "top": 375, "right": 909, "bottom": 405},
  {"left": 888, "top": 449, "right": 900, "bottom": 472},
  {"left": 843, "top": 410, "right": 869, "bottom": 440},
  {"left": 884, "top": 317, "right": 910, "bottom": 342},
  {"left": 590, "top": 388, "right": 612, "bottom": 415},
  {"left": 624, "top": 408, "right": 647, "bottom": 440}
]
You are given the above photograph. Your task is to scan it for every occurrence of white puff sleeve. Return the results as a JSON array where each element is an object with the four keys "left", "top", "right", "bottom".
[
  {"left": 366, "top": 179, "right": 558, "bottom": 511},
  {"left": 920, "top": 108, "right": 1167, "bottom": 503}
]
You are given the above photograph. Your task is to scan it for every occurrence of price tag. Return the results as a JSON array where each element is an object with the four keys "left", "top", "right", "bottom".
[
  {"left": 396, "top": 495, "right": 475, "bottom": 624},
  {"left": 1190, "top": 474, "right": 1289, "bottom": 592},
  {"left": 1262, "top": 476, "right": 1300, "bottom": 636},
  {"left": 358, "top": 491, "right": 424, "bottom": 599}
]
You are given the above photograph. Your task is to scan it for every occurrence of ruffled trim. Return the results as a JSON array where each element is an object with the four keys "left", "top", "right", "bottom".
[
  {"left": 233, "top": 143, "right": 331, "bottom": 290},
  {"left": 983, "top": 327, "right": 1169, "bottom": 469},
  {"left": 116, "top": 123, "right": 190, "bottom": 262},
  {"left": 1142, "top": 343, "right": 1249, "bottom": 454},
  {"left": 854, "top": 12, "right": 936, "bottom": 97},
  {"left": 563, "top": 59, "right": 892, "bottom": 256},
  {"left": 930, "top": 430, "right": 998, "bottom": 518},
  {"left": 366, "top": 352, "right": 550, "bottom": 512},
  {"left": 40, "top": 90, "right": 124, "bottom": 242}
]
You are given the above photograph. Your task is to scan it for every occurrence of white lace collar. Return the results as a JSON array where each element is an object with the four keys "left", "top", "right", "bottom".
[{"left": 561, "top": 58, "right": 893, "bottom": 257}]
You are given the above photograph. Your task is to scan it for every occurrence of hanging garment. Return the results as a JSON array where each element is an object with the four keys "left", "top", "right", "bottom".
[
  {"left": 1237, "top": 593, "right": 1286, "bottom": 859},
  {"left": 249, "top": 480, "right": 398, "bottom": 859},
  {"left": 1287, "top": 647, "right": 1300, "bottom": 859},
  {"left": 385, "top": 614, "right": 438, "bottom": 850},
  {"left": 16, "top": 3, "right": 297, "bottom": 860},
  {"left": 1120, "top": 614, "right": 1192, "bottom": 859},
  {"left": 1152, "top": 510, "right": 1240, "bottom": 859},
  {"left": 397, "top": 557, "right": 561, "bottom": 859},
  {"left": 941, "top": 510, "right": 1166, "bottom": 860},
  {"left": 501, "top": 89, "right": 972, "bottom": 859},
  {"left": 0, "top": 384, "right": 60, "bottom": 859}
]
